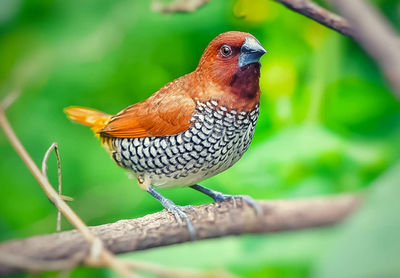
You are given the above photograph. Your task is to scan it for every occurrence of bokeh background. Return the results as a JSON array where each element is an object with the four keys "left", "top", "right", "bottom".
[{"left": 1, "top": 0, "right": 400, "bottom": 277}]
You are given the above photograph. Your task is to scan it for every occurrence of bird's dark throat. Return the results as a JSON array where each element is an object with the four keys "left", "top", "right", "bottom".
[{"left": 230, "top": 62, "right": 261, "bottom": 99}]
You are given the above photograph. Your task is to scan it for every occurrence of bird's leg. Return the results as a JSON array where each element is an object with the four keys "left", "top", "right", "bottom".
[
  {"left": 190, "top": 184, "right": 263, "bottom": 216},
  {"left": 147, "top": 186, "right": 196, "bottom": 240}
]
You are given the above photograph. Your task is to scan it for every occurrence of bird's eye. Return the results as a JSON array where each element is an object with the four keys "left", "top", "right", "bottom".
[{"left": 220, "top": 45, "right": 232, "bottom": 57}]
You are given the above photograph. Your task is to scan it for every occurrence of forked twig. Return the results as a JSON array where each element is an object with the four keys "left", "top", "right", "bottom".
[
  {"left": 0, "top": 96, "right": 230, "bottom": 277},
  {"left": 41, "top": 142, "right": 65, "bottom": 232},
  {"left": 0, "top": 98, "right": 136, "bottom": 277}
]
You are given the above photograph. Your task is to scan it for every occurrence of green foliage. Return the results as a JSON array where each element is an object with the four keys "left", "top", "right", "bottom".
[
  {"left": 314, "top": 163, "right": 400, "bottom": 278},
  {"left": 0, "top": 0, "right": 400, "bottom": 277}
]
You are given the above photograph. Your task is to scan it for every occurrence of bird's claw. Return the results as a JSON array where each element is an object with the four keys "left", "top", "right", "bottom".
[
  {"left": 161, "top": 199, "right": 197, "bottom": 240},
  {"left": 213, "top": 193, "right": 263, "bottom": 216},
  {"left": 179, "top": 204, "right": 196, "bottom": 212}
]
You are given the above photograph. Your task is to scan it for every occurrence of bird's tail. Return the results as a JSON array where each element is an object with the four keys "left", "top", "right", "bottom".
[{"left": 64, "top": 106, "right": 112, "bottom": 136}]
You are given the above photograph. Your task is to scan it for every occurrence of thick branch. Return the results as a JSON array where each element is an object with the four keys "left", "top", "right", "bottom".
[
  {"left": 274, "top": 0, "right": 355, "bottom": 38},
  {"left": 0, "top": 194, "right": 360, "bottom": 275}
]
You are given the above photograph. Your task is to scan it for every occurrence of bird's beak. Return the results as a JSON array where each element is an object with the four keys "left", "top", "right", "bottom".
[{"left": 238, "top": 36, "right": 267, "bottom": 68}]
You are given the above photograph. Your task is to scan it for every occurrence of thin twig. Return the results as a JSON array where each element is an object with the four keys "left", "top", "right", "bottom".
[
  {"left": 0, "top": 91, "right": 20, "bottom": 110},
  {"left": 273, "top": 0, "right": 355, "bottom": 38},
  {"left": 41, "top": 142, "right": 64, "bottom": 232},
  {"left": 0, "top": 102, "right": 136, "bottom": 278}
]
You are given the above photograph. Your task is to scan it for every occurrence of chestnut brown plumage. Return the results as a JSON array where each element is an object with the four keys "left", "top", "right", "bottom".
[{"left": 65, "top": 31, "right": 266, "bottom": 239}]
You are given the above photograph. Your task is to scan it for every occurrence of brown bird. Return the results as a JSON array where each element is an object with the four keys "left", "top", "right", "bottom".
[{"left": 65, "top": 31, "right": 266, "bottom": 238}]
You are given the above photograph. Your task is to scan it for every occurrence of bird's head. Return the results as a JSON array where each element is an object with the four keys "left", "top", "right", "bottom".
[{"left": 196, "top": 31, "right": 266, "bottom": 101}]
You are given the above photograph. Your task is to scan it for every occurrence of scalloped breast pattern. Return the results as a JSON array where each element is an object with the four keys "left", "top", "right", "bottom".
[{"left": 112, "top": 100, "right": 259, "bottom": 188}]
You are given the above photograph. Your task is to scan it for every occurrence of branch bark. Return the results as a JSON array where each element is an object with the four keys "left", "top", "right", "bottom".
[
  {"left": 0, "top": 194, "right": 361, "bottom": 275},
  {"left": 274, "top": 0, "right": 355, "bottom": 38},
  {"left": 152, "top": 0, "right": 400, "bottom": 96}
]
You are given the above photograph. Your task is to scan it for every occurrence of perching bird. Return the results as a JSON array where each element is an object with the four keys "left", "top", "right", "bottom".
[{"left": 65, "top": 31, "right": 266, "bottom": 238}]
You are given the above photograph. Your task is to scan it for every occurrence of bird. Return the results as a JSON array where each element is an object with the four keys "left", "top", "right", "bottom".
[{"left": 65, "top": 31, "right": 266, "bottom": 238}]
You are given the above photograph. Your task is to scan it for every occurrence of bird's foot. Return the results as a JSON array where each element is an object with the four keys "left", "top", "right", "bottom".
[
  {"left": 190, "top": 184, "right": 263, "bottom": 216},
  {"left": 147, "top": 186, "right": 197, "bottom": 240},
  {"left": 161, "top": 199, "right": 197, "bottom": 240},
  {"left": 213, "top": 193, "right": 263, "bottom": 216}
]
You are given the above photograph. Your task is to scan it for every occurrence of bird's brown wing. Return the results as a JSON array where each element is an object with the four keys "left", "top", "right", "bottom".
[{"left": 99, "top": 93, "right": 196, "bottom": 138}]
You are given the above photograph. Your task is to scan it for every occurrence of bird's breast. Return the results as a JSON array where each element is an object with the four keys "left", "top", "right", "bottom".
[{"left": 109, "top": 100, "right": 259, "bottom": 188}]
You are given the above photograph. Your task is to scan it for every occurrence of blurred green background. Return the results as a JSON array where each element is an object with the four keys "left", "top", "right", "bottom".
[{"left": 1, "top": 0, "right": 400, "bottom": 277}]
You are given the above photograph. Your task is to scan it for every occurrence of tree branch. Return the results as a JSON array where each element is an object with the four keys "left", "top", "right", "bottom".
[
  {"left": 275, "top": 0, "right": 400, "bottom": 96},
  {"left": 152, "top": 0, "right": 400, "bottom": 96},
  {"left": 273, "top": 0, "right": 354, "bottom": 38},
  {"left": 1, "top": 96, "right": 223, "bottom": 277},
  {"left": 0, "top": 194, "right": 361, "bottom": 275},
  {"left": 327, "top": 0, "right": 400, "bottom": 96}
]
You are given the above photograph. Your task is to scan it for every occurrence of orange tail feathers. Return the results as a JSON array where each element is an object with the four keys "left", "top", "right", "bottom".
[{"left": 64, "top": 106, "right": 112, "bottom": 135}]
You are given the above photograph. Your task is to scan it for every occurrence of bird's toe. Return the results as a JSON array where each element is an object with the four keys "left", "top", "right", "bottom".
[
  {"left": 214, "top": 193, "right": 262, "bottom": 216},
  {"left": 163, "top": 202, "right": 197, "bottom": 240}
]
